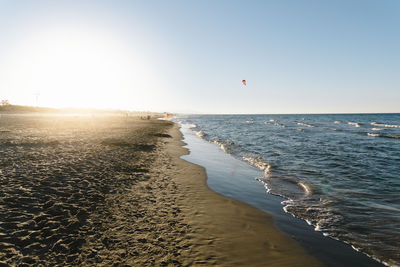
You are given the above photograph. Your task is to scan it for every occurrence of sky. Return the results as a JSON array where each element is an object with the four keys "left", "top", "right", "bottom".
[{"left": 0, "top": 0, "right": 399, "bottom": 114}]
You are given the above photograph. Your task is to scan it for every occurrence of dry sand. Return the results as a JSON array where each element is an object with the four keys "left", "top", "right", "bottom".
[{"left": 0, "top": 115, "right": 321, "bottom": 266}]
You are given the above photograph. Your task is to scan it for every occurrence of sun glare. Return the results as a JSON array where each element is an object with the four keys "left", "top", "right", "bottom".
[{"left": 5, "top": 26, "right": 155, "bottom": 110}]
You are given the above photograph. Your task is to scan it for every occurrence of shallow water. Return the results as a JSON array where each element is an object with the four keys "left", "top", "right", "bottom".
[{"left": 176, "top": 114, "right": 400, "bottom": 266}]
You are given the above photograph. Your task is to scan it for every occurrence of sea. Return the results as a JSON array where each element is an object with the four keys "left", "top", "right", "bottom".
[{"left": 175, "top": 113, "right": 400, "bottom": 267}]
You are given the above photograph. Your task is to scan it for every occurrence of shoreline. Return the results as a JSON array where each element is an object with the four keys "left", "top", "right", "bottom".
[
  {"left": 165, "top": 123, "right": 322, "bottom": 266},
  {"left": 1, "top": 115, "right": 380, "bottom": 266},
  {"left": 0, "top": 115, "right": 320, "bottom": 266},
  {"left": 177, "top": 122, "right": 386, "bottom": 267}
]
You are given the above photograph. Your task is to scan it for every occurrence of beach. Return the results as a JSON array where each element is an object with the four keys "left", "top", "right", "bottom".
[{"left": 0, "top": 114, "right": 321, "bottom": 266}]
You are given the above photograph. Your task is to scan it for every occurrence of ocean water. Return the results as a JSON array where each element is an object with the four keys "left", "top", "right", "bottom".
[{"left": 175, "top": 114, "right": 400, "bottom": 266}]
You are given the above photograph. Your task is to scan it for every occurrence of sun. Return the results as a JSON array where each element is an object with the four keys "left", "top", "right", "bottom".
[{"left": 5, "top": 26, "right": 155, "bottom": 110}]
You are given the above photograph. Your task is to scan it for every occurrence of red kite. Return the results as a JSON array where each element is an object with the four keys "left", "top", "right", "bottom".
[{"left": 242, "top": 80, "right": 246, "bottom": 86}]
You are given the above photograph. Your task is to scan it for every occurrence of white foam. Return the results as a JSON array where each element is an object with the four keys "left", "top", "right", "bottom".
[
  {"left": 371, "top": 128, "right": 384, "bottom": 131},
  {"left": 298, "top": 182, "right": 312, "bottom": 196},
  {"left": 281, "top": 199, "right": 295, "bottom": 214},
  {"left": 334, "top": 121, "right": 341, "bottom": 124},
  {"left": 367, "top": 132, "right": 400, "bottom": 139},
  {"left": 195, "top": 130, "right": 206, "bottom": 138},
  {"left": 348, "top": 122, "right": 361, "bottom": 127},
  {"left": 213, "top": 140, "right": 228, "bottom": 152},
  {"left": 297, "top": 122, "right": 314, "bottom": 128},
  {"left": 256, "top": 178, "right": 272, "bottom": 193},
  {"left": 283, "top": 205, "right": 289, "bottom": 213},
  {"left": 371, "top": 122, "right": 400, "bottom": 128},
  {"left": 242, "top": 156, "right": 272, "bottom": 176}
]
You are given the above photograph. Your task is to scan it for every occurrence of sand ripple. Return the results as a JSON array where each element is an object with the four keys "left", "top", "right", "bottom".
[{"left": 0, "top": 115, "right": 186, "bottom": 266}]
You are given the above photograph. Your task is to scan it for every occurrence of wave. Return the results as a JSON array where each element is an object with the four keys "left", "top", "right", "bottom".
[
  {"left": 334, "top": 121, "right": 341, "bottom": 124},
  {"left": 256, "top": 173, "right": 313, "bottom": 202},
  {"left": 371, "top": 128, "right": 384, "bottom": 131},
  {"left": 298, "top": 182, "right": 313, "bottom": 196},
  {"left": 212, "top": 140, "right": 228, "bottom": 152},
  {"left": 256, "top": 178, "right": 312, "bottom": 200},
  {"left": 212, "top": 140, "right": 237, "bottom": 153},
  {"left": 297, "top": 122, "right": 314, "bottom": 128},
  {"left": 348, "top": 122, "right": 361, "bottom": 127},
  {"left": 256, "top": 178, "right": 272, "bottom": 194},
  {"left": 282, "top": 198, "right": 345, "bottom": 241},
  {"left": 195, "top": 130, "right": 206, "bottom": 138},
  {"left": 371, "top": 122, "right": 400, "bottom": 128},
  {"left": 367, "top": 133, "right": 400, "bottom": 139},
  {"left": 242, "top": 156, "right": 272, "bottom": 176},
  {"left": 264, "top": 121, "right": 285, "bottom": 127}
]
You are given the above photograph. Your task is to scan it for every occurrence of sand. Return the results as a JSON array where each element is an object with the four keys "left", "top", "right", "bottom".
[{"left": 0, "top": 115, "right": 321, "bottom": 266}]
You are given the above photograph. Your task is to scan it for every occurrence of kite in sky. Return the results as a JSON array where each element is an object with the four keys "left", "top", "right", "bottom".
[{"left": 242, "top": 80, "right": 246, "bottom": 86}]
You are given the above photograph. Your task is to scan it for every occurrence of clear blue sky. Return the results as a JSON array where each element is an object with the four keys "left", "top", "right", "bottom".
[{"left": 0, "top": 0, "right": 399, "bottom": 113}]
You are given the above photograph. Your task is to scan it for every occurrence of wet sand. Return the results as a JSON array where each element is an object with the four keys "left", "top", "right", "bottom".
[{"left": 0, "top": 115, "right": 321, "bottom": 266}]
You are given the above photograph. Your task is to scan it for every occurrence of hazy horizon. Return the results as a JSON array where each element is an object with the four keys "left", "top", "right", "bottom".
[
  {"left": 1, "top": 0, "right": 399, "bottom": 114},
  {"left": 3, "top": 103, "right": 400, "bottom": 116}
]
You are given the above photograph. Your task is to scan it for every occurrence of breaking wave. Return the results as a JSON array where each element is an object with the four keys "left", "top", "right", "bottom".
[
  {"left": 242, "top": 156, "right": 272, "bottom": 176},
  {"left": 195, "top": 130, "right": 206, "bottom": 138},
  {"left": 297, "top": 122, "right": 314, "bottom": 128},
  {"left": 367, "top": 133, "right": 400, "bottom": 139},
  {"left": 348, "top": 122, "right": 361, "bottom": 127},
  {"left": 371, "top": 122, "right": 400, "bottom": 128},
  {"left": 212, "top": 140, "right": 236, "bottom": 153}
]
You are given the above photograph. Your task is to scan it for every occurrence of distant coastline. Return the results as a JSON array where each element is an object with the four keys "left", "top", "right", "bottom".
[{"left": 0, "top": 104, "right": 163, "bottom": 118}]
